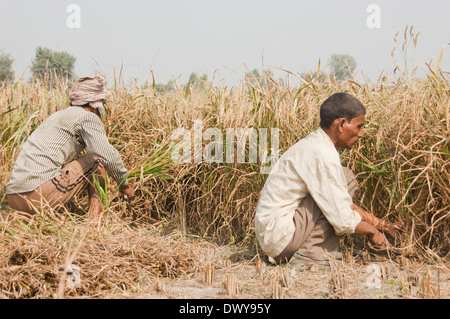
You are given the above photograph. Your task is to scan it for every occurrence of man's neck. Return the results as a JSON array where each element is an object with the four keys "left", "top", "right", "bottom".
[
  {"left": 83, "top": 106, "right": 100, "bottom": 117},
  {"left": 321, "top": 127, "right": 340, "bottom": 151}
]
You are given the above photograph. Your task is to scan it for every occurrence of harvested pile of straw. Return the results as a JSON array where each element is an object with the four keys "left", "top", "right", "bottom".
[{"left": 0, "top": 213, "right": 205, "bottom": 298}]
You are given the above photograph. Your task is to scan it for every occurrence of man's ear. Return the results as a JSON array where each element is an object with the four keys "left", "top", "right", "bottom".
[{"left": 337, "top": 118, "right": 346, "bottom": 132}]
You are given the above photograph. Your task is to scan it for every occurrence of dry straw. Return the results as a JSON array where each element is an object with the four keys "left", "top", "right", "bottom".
[{"left": 0, "top": 29, "right": 449, "bottom": 298}]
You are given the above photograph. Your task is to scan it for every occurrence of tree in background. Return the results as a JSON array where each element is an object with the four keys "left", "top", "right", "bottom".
[
  {"left": 187, "top": 72, "right": 208, "bottom": 89},
  {"left": 154, "top": 79, "right": 175, "bottom": 93},
  {"left": 328, "top": 54, "right": 357, "bottom": 82},
  {"left": 30, "top": 46, "right": 76, "bottom": 83},
  {"left": 0, "top": 50, "right": 14, "bottom": 83}
]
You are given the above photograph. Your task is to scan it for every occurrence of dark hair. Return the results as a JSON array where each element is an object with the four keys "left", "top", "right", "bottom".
[{"left": 319, "top": 93, "right": 366, "bottom": 129}]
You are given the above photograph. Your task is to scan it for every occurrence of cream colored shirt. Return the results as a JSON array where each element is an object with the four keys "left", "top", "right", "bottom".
[{"left": 255, "top": 127, "right": 362, "bottom": 258}]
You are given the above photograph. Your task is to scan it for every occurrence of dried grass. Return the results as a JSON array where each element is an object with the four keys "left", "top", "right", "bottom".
[
  {"left": 0, "top": 30, "right": 449, "bottom": 298},
  {"left": 0, "top": 211, "right": 207, "bottom": 298}
]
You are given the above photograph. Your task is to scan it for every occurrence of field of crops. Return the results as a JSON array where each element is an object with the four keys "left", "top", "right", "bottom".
[{"left": 0, "top": 60, "right": 448, "bottom": 298}]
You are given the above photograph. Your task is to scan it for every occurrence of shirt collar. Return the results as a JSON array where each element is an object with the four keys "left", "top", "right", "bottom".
[{"left": 316, "top": 127, "right": 338, "bottom": 152}]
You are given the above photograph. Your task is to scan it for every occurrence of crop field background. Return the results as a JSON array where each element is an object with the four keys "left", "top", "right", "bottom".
[{"left": 0, "top": 40, "right": 448, "bottom": 299}]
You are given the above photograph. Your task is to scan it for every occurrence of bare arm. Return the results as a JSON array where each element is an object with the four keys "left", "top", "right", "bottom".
[
  {"left": 351, "top": 203, "right": 403, "bottom": 239},
  {"left": 352, "top": 203, "right": 404, "bottom": 248}
]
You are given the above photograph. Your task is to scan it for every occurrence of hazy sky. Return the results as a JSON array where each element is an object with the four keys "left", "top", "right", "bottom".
[{"left": 1, "top": 0, "right": 449, "bottom": 86}]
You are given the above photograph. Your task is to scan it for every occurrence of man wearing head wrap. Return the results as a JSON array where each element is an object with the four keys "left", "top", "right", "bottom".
[
  {"left": 6, "top": 75, "right": 135, "bottom": 217},
  {"left": 69, "top": 74, "right": 109, "bottom": 116}
]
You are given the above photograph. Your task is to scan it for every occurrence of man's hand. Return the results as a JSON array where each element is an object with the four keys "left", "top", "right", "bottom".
[
  {"left": 352, "top": 203, "right": 404, "bottom": 241},
  {"left": 354, "top": 221, "right": 390, "bottom": 248},
  {"left": 383, "top": 221, "right": 405, "bottom": 240},
  {"left": 119, "top": 185, "right": 135, "bottom": 203},
  {"left": 368, "top": 229, "right": 389, "bottom": 248}
]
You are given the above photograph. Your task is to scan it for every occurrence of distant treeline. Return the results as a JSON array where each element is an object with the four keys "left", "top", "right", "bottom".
[{"left": 0, "top": 47, "right": 358, "bottom": 89}]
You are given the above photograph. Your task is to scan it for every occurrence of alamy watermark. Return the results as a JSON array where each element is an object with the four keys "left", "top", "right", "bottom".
[
  {"left": 170, "top": 120, "right": 280, "bottom": 174},
  {"left": 366, "top": 4, "right": 381, "bottom": 29},
  {"left": 67, "top": 4, "right": 381, "bottom": 30},
  {"left": 64, "top": 264, "right": 81, "bottom": 289},
  {"left": 66, "top": 4, "right": 81, "bottom": 29},
  {"left": 365, "top": 264, "right": 382, "bottom": 289}
]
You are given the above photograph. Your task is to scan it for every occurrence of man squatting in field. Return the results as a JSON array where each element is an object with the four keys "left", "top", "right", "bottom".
[
  {"left": 255, "top": 93, "right": 403, "bottom": 266},
  {"left": 6, "top": 75, "right": 135, "bottom": 217}
]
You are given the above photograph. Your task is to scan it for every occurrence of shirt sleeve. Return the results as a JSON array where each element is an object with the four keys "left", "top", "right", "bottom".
[
  {"left": 78, "top": 112, "right": 129, "bottom": 187},
  {"left": 296, "top": 149, "right": 361, "bottom": 235}
]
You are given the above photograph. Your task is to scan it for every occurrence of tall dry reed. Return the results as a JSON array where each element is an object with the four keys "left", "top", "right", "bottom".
[{"left": 1, "top": 59, "right": 449, "bottom": 261}]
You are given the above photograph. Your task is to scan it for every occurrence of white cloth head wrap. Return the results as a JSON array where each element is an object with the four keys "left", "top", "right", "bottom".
[{"left": 69, "top": 75, "right": 110, "bottom": 116}]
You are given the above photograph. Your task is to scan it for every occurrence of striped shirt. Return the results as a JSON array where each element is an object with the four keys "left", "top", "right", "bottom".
[{"left": 6, "top": 106, "right": 129, "bottom": 194}]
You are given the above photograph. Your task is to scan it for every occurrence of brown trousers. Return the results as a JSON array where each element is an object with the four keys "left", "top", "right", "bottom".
[
  {"left": 7, "top": 153, "right": 102, "bottom": 215},
  {"left": 274, "top": 167, "right": 357, "bottom": 263}
]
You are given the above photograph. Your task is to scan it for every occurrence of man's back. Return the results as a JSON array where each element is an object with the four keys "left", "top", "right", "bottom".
[
  {"left": 255, "top": 127, "right": 360, "bottom": 258},
  {"left": 6, "top": 106, "right": 127, "bottom": 194}
]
